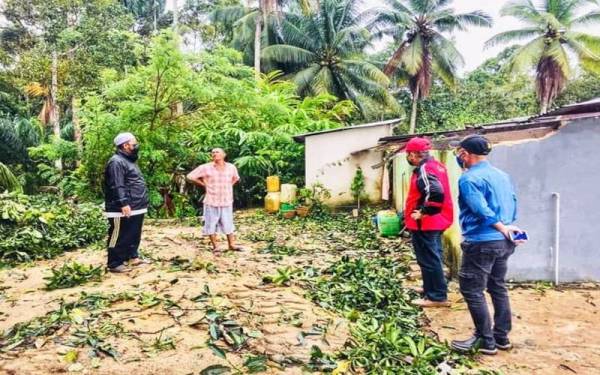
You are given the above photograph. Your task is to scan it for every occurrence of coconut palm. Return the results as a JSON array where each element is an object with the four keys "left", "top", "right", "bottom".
[
  {"left": 375, "top": 0, "right": 492, "bottom": 133},
  {"left": 0, "top": 162, "right": 22, "bottom": 193},
  {"left": 261, "top": 0, "right": 399, "bottom": 118},
  {"left": 486, "top": 0, "right": 600, "bottom": 114},
  {"left": 211, "top": 0, "right": 288, "bottom": 78}
]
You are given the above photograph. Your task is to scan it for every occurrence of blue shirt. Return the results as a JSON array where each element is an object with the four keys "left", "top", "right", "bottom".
[{"left": 458, "top": 161, "right": 517, "bottom": 242}]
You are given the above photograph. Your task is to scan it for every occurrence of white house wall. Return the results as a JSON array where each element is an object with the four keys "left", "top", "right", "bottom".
[{"left": 305, "top": 125, "right": 393, "bottom": 206}]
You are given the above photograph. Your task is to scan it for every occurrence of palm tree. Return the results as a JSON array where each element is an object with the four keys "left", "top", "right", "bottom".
[
  {"left": 261, "top": 0, "right": 399, "bottom": 118},
  {"left": 211, "top": 0, "right": 286, "bottom": 78},
  {"left": 0, "top": 162, "right": 22, "bottom": 193},
  {"left": 486, "top": 0, "right": 600, "bottom": 114},
  {"left": 375, "top": 0, "right": 492, "bottom": 133}
]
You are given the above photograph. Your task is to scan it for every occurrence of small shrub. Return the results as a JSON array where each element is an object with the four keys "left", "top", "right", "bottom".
[{"left": 0, "top": 193, "right": 106, "bottom": 264}]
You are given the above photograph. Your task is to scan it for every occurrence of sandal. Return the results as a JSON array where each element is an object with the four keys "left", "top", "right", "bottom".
[{"left": 129, "top": 258, "right": 151, "bottom": 266}]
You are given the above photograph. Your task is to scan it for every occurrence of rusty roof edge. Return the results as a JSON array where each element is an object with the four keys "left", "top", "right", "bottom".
[
  {"left": 377, "top": 115, "right": 582, "bottom": 145},
  {"left": 537, "top": 97, "right": 600, "bottom": 117}
]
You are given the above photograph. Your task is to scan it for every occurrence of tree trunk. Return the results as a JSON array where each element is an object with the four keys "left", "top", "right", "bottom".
[
  {"left": 409, "top": 85, "right": 420, "bottom": 134},
  {"left": 540, "top": 96, "right": 548, "bottom": 114},
  {"left": 153, "top": 0, "right": 158, "bottom": 33},
  {"left": 72, "top": 96, "right": 81, "bottom": 167},
  {"left": 254, "top": 8, "right": 262, "bottom": 80},
  {"left": 50, "top": 50, "right": 62, "bottom": 171},
  {"left": 172, "top": 0, "right": 178, "bottom": 31}
]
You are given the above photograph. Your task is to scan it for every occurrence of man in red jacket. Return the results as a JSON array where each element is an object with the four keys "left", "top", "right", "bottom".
[{"left": 404, "top": 137, "right": 454, "bottom": 308}]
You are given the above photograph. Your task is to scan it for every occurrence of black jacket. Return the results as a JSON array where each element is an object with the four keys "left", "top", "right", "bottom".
[{"left": 103, "top": 151, "right": 149, "bottom": 213}]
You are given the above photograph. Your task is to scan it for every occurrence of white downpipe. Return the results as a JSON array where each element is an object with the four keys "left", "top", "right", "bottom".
[{"left": 552, "top": 192, "right": 560, "bottom": 285}]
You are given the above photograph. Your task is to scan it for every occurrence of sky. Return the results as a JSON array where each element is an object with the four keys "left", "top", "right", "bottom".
[
  {"left": 164, "top": 0, "right": 521, "bottom": 73},
  {"left": 443, "top": 0, "right": 522, "bottom": 73}
]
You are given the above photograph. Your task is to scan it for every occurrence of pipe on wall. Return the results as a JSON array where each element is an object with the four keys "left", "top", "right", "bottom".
[{"left": 551, "top": 192, "right": 560, "bottom": 285}]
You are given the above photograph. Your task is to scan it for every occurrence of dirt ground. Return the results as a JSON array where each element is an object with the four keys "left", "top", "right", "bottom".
[
  {"left": 0, "top": 216, "right": 349, "bottom": 375},
  {"left": 425, "top": 283, "right": 600, "bottom": 375},
  {"left": 0, "top": 211, "right": 599, "bottom": 375}
]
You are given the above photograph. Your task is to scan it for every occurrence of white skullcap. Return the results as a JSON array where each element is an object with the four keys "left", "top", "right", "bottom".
[{"left": 114, "top": 132, "right": 135, "bottom": 146}]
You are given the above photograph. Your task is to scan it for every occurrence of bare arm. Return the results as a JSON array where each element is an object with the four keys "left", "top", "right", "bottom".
[
  {"left": 186, "top": 165, "right": 207, "bottom": 188},
  {"left": 231, "top": 165, "right": 240, "bottom": 185}
]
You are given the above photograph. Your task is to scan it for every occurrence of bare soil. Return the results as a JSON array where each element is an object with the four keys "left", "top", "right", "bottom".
[
  {"left": 425, "top": 283, "right": 600, "bottom": 375},
  {"left": 0, "top": 214, "right": 349, "bottom": 375},
  {"left": 1, "top": 211, "right": 599, "bottom": 375}
]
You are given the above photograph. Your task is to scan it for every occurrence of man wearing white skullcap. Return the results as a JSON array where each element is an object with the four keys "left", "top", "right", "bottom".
[{"left": 103, "top": 132, "right": 150, "bottom": 273}]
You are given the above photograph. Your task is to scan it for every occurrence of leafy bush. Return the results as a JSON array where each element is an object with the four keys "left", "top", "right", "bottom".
[
  {"left": 44, "top": 262, "right": 104, "bottom": 290},
  {"left": 0, "top": 193, "right": 107, "bottom": 264},
  {"left": 79, "top": 31, "right": 353, "bottom": 215}
]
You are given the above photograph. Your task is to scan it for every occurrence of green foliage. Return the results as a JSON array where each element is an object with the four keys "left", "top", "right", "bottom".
[
  {"left": 487, "top": 0, "right": 600, "bottom": 112},
  {"left": 396, "top": 46, "right": 538, "bottom": 132},
  {"left": 0, "top": 117, "right": 42, "bottom": 166},
  {"left": 305, "top": 256, "right": 471, "bottom": 373},
  {"left": 44, "top": 262, "right": 104, "bottom": 290},
  {"left": 143, "top": 331, "right": 177, "bottom": 354},
  {"left": 262, "top": 0, "right": 400, "bottom": 119},
  {"left": 350, "top": 167, "right": 366, "bottom": 208},
  {"left": 80, "top": 31, "right": 351, "bottom": 212},
  {"left": 0, "top": 291, "right": 134, "bottom": 354},
  {"left": 0, "top": 162, "right": 22, "bottom": 193},
  {"left": 374, "top": 0, "right": 492, "bottom": 131},
  {"left": 262, "top": 266, "right": 300, "bottom": 286},
  {"left": 181, "top": 0, "right": 240, "bottom": 51},
  {"left": 120, "top": 0, "right": 171, "bottom": 37},
  {"left": 243, "top": 355, "right": 268, "bottom": 373},
  {"left": 295, "top": 183, "right": 332, "bottom": 216},
  {"left": 4, "top": 0, "right": 140, "bottom": 99},
  {"left": 0, "top": 193, "right": 106, "bottom": 264}
]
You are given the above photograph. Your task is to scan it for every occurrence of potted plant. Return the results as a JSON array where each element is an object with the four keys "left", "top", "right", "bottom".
[
  {"left": 295, "top": 188, "right": 311, "bottom": 217},
  {"left": 350, "top": 167, "right": 367, "bottom": 217}
]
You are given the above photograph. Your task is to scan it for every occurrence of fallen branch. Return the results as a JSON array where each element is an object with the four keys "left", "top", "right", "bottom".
[{"left": 131, "top": 324, "right": 176, "bottom": 335}]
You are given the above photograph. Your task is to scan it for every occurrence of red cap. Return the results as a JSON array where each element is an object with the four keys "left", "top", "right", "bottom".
[{"left": 405, "top": 137, "right": 432, "bottom": 152}]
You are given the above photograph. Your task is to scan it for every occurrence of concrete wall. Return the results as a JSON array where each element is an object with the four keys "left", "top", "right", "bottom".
[
  {"left": 305, "top": 125, "right": 393, "bottom": 206},
  {"left": 392, "top": 118, "right": 600, "bottom": 282},
  {"left": 489, "top": 118, "right": 600, "bottom": 282}
]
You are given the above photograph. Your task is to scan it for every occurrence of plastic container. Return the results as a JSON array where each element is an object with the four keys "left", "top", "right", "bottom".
[
  {"left": 279, "top": 202, "right": 296, "bottom": 212},
  {"left": 296, "top": 206, "right": 309, "bottom": 217},
  {"left": 280, "top": 184, "right": 297, "bottom": 203},
  {"left": 265, "top": 192, "right": 281, "bottom": 213},
  {"left": 282, "top": 210, "right": 296, "bottom": 219},
  {"left": 377, "top": 210, "right": 400, "bottom": 237},
  {"left": 266, "top": 176, "right": 280, "bottom": 193},
  {"left": 280, "top": 202, "right": 296, "bottom": 219}
]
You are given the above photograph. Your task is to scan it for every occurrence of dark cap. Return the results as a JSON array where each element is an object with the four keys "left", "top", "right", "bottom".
[{"left": 454, "top": 135, "right": 492, "bottom": 155}]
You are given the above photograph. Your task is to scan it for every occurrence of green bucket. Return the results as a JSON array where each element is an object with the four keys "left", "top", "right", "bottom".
[
  {"left": 280, "top": 202, "right": 296, "bottom": 212},
  {"left": 377, "top": 210, "right": 400, "bottom": 237}
]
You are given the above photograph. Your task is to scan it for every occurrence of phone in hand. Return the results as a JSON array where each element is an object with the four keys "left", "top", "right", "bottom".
[{"left": 509, "top": 230, "right": 529, "bottom": 241}]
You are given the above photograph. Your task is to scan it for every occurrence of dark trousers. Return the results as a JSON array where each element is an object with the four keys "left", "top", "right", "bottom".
[
  {"left": 107, "top": 214, "right": 144, "bottom": 269},
  {"left": 411, "top": 230, "right": 448, "bottom": 301},
  {"left": 459, "top": 240, "right": 515, "bottom": 346}
]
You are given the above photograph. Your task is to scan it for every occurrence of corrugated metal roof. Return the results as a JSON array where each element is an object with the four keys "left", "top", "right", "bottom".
[
  {"left": 540, "top": 97, "right": 600, "bottom": 117},
  {"left": 292, "top": 118, "right": 402, "bottom": 143},
  {"left": 379, "top": 97, "right": 600, "bottom": 146}
]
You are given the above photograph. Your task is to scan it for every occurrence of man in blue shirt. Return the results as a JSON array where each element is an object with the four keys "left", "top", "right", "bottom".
[{"left": 450, "top": 135, "right": 525, "bottom": 355}]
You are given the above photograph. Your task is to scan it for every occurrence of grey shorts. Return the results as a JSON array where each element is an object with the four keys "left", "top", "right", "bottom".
[{"left": 203, "top": 205, "right": 235, "bottom": 235}]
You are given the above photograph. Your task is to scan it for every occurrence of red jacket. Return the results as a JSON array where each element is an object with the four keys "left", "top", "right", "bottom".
[{"left": 404, "top": 157, "right": 453, "bottom": 231}]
